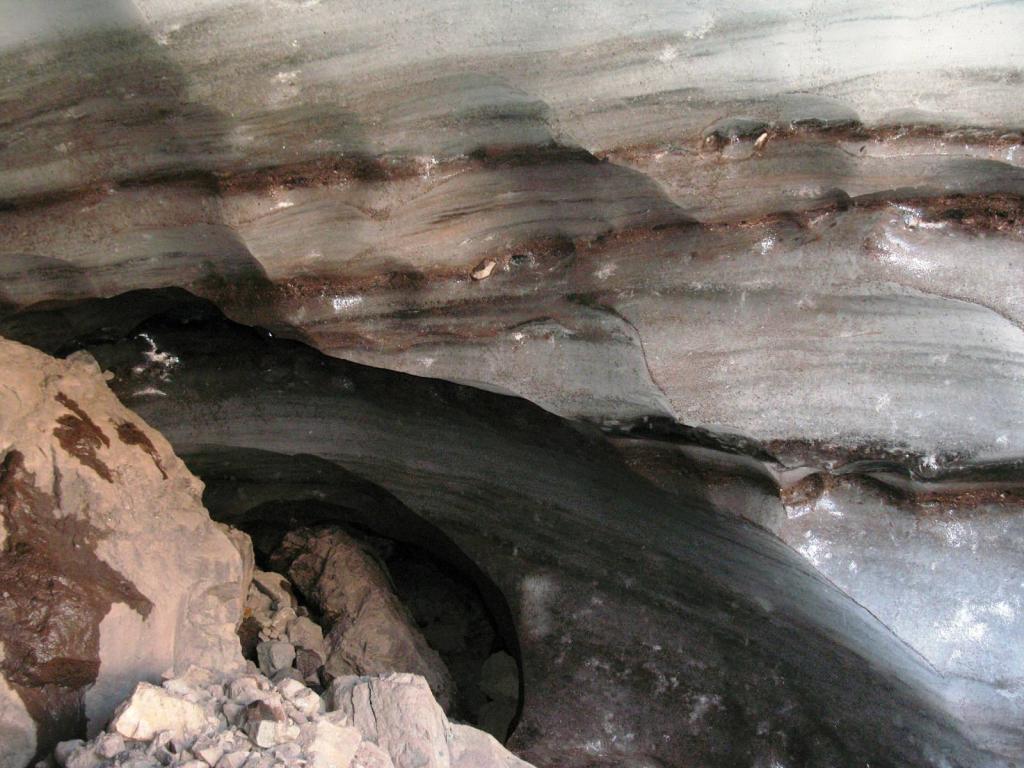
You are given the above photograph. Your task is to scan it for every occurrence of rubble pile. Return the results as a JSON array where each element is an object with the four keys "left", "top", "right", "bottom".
[{"left": 55, "top": 666, "right": 531, "bottom": 768}]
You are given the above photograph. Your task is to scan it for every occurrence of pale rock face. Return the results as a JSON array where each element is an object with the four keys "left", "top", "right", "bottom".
[
  {"left": 326, "top": 674, "right": 451, "bottom": 768},
  {"left": 0, "top": 338, "right": 247, "bottom": 761},
  {"left": 325, "top": 673, "right": 534, "bottom": 768}
]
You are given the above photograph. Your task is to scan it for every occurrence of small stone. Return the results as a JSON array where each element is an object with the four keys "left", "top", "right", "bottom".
[
  {"left": 479, "top": 652, "right": 518, "bottom": 701},
  {"left": 148, "top": 731, "right": 183, "bottom": 766},
  {"left": 294, "top": 648, "right": 324, "bottom": 684},
  {"left": 95, "top": 733, "right": 126, "bottom": 759},
  {"left": 270, "top": 742, "right": 301, "bottom": 762},
  {"left": 471, "top": 258, "right": 497, "bottom": 280},
  {"left": 64, "top": 751, "right": 100, "bottom": 768},
  {"left": 285, "top": 707, "right": 308, "bottom": 725},
  {"left": 54, "top": 740, "right": 83, "bottom": 767},
  {"left": 228, "top": 676, "right": 261, "bottom": 701},
  {"left": 222, "top": 701, "right": 245, "bottom": 727},
  {"left": 256, "top": 642, "right": 296, "bottom": 677},
  {"left": 476, "top": 697, "right": 517, "bottom": 742},
  {"left": 247, "top": 720, "right": 299, "bottom": 749},
  {"left": 271, "top": 667, "right": 304, "bottom": 685},
  {"left": 245, "top": 698, "right": 287, "bottom": 725},
  {"left": 192, "top": 736, "right": 225, "bottom": 767},
  {"left": 276, "top": 678, "right": 322, "bottom": 718},
  {"left": 215, "top": 751, "right": 251, "bottom": 768},
  {"left": 275, "top": 677, "right": 304, "bottom": 699},
  {"left": 286, "top": 617, "right": 325, "bottom": 656},
  {"left": 270, "top": 607, "right": 297, "bottom": 633},
  {"left": 246, "top": 584, "right": 273, "bottom": 615},
  {"left": 241, "top": 754, "right": 274, "bottom": 768}
]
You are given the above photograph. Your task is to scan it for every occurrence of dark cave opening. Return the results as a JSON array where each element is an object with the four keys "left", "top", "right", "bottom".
[{"left": 216, "top": 497, "right": 524, "bottom": 743}]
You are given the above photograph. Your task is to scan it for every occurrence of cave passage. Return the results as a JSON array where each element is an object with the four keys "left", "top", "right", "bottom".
[{"left": 203, "top": 487, "right": 525, "bottom": 742}]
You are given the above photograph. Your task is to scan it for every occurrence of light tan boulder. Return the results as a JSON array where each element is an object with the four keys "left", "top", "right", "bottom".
[
  {"left": 109, "top": 683, "right": 210, "bottom": 741},
  {"left": 0, "top": 339, "right": 248, "bottom": 763}
]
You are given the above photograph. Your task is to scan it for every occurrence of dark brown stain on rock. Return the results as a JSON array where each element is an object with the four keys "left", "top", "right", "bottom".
[
  {"left": 0, "top": 450, "right": 152, "bottom": 760},
  {"left": 53, "top": 392, "right": 113, "bottom": 483},
  {"left": 116, "top": 421, "right": 168, "bottom": 479}
]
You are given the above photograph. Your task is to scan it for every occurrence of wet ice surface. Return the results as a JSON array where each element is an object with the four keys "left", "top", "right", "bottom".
[{"left": 781, "top": 479, "right": 1024, "bottom": 693}]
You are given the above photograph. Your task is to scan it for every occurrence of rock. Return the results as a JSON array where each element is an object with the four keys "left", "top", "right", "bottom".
[
  {"left": 476, "top": 699, "right": 517, "bottom": 743},
  {"left": 479, "top": 653, "right": 518, "bottom": 702},
  {"left": 1, "top": 655, "right": 37, "bottom": 768},
  {"left": 109, "top": 683, "right": 209, "bottom": 741},
  {"left": 219, "top": 526, "right": 256, "bottom": 623},
  {"left": 269, "top": 742, "right": 301, "bottom": 762},
  {"left": 221, "top": 701, "right": 245, "bottom": 728},
  {"left": 94, "top": 733, "right": 125, "bottom": 759},
  {"left": 53, "top": 741, "right": 82, "bottom": 768},
  {"left": 270, "top": 667, "right": 304, "bottom": 685},
  {"left": 294, "top": 648, "right": 324, "bottom": 685},
  {"left": 64, "top": 750, "right": 100, "bottom": 768},
  {"left": 471, "top": 259, "right": 497, "bottom": 280},
  {"left": 449, "top": 724, "right": 532, "bottom": 768},
  {"left": 148, "top": 731, "right": 182, "bottom": 766},
  {"left": 299, "top": 720, "right": 361, "bottom": 768},
  {"left": 246, "top": 720, "right": 299, "bottom": 749},
  {"left": 227, "top": 676, "right": 261, "bottom": 702},
  {"left": 476, "top": 652, "right": 518, "bottom": 739},
  {"left": 256, "top": 642, "right": 295, "bottom": 678},
  {"left": 244, "top": 699, "right": 286, "bottom": 725},
  {"left": 192, "top": 736, "right": 225, "bottom": 767},
  {"left": 270, "top": 527, "right": 454, "bottom": 711},
  {"left": 251, "top": 572, "right": 295, "bottom": 612},
  {"left": 48, "top": 668, "right": 533, "bottom": 768},
  {"left": 259, "top": 607, "right": 298, "bottom": 642},
  {"left": 245, "top": 585, "right": 274, "bottom": 617},
  {"left": 287, "top": 617, "right": 326, "bottom": 658},
  {"left": 326, "top": 674, "right": 450, "bottom": 768},
  {"left": 215, "top": 751, "right": 250, "bottom": 768},
  {"left": 163, "top": 666, "right": 219, "bottom": 702},
  {"left": 276, "top": 678, "right": 322, "bottom": 717},
  {"left": 324, "top": 672, "right": 533, "bottom": 768},
  {"left": 352, "top": 741, "right": 395, "bottom": 768},
  {"left": 0, "top": 339, "right": 247, "bottom": 759}
]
